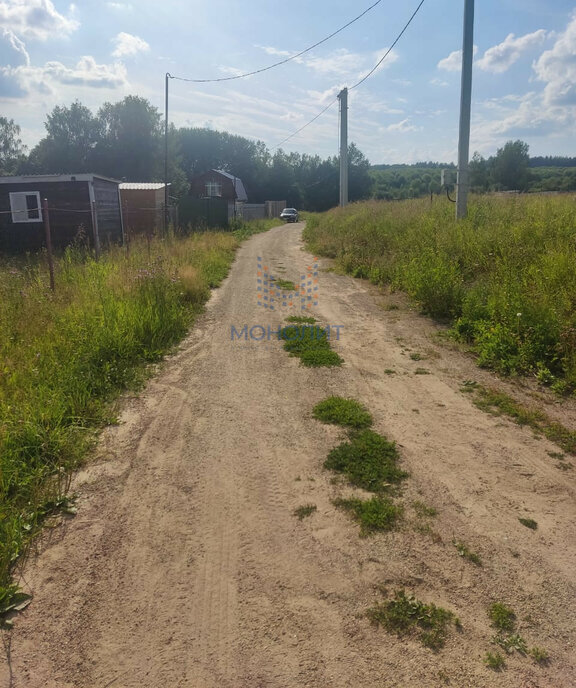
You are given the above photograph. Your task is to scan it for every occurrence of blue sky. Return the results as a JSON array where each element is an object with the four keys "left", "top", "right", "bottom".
[{"left": 1, "top": 0, "right": 575, "bottom": 164}]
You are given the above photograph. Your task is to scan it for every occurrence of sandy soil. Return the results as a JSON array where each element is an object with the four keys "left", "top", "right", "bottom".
[{"left": 2, "top": 223, "right": 576, "bottom": 688}]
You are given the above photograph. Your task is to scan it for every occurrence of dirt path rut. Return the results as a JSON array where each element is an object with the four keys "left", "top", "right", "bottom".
[{"left": 2, "top": 224, "right": 575, "bottom": 687}]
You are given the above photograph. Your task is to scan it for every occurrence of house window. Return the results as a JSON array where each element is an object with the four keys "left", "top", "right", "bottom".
[
  {"left": 9, "top": 192, "right": 42, "bottom": 223},
  {"left": 205, "top": 181, "right": 222, "bottom": 197}
]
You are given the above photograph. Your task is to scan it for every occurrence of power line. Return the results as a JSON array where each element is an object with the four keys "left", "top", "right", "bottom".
[
  {"left": 350, "top": 0, "right": 426, "bottom": 90},
  {"left": 271, "top": 0, "right": 426, "bottom": 149},
  {"left": 273, "top": 100, "right": 338, "bottom": 150},
  {"left": 169, "top": 0, "right": 383, "bottom": 84}
]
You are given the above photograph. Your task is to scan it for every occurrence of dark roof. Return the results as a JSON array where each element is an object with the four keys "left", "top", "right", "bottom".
[{"left": 212, "top": 169, "right": 248, "bottom": 201}]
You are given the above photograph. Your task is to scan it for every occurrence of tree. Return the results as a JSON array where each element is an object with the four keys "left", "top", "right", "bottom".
[
  {"left": 26, "top": 101, "right": 100, "bottom": 173},
  {"left": 95, "top": 96, "right": 162, "bottom": 181},
  {"left": 469, "top": 151, "right": 490, "bottom": 192},
  {"left": 491, "top": 139, "right": 530, "bottom": 191},
  {"left": 347, "top": 143, "right": 372, "bottom": 203},
  {"left": 0, "top": 117, "right": 26, "bottom": 174}
]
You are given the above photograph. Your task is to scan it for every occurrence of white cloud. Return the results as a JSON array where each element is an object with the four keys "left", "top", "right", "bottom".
[
  {"left": 1, "top": 56, "right": 127, "bottom": 96},
  {"left": 0, "top": 0, "right": 79, "bottom": 41},
  {"left": 476, "top": 30, "right": 548, "bottom": 73},
  {"left": 252, "top": 44, "right": 397, "bottom": 82},
  {"left": 385, "top": 118, "right": 421, "bottom": 133},
  {"left": 0, "top": 27, "right": 29, "bottom": 66},
  {"left": 255, "top": 44, "right": 292, "bottom": 58},
  {"left": 107, "top": 2, "right": 133, "bottom": 10},
  {"left": 533, "top": 12, "right": 576, "bottom": 106},
  {"left": 430, "top": 78, "right": 448, "bottom": 87},
  {"left": 112, "top": 32, "right": 149, "bottom": 58},
  {"left": 305, "top": 47, "right": 398, "bottom": 79},
  {"left": 438, "top": 46, "right": 478, "bottom": 72},
  {"left": 472, "top": 90, "right": 575, "bottom": 151},
  {"left": 305, "top": 48, "right": 366, "bottom": 76}
]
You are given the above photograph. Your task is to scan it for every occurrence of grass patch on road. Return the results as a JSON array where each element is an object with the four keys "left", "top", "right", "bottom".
[
  {"left": 324, "top": 429, "right": 407, "bottom": 493},
  {"left": 453, "top": 540, "right": 482, "bottom": 566},
  {"left": 367, "top": 589, "right": 459, "bottom": 651},
  {"left": 274, "top": 279, "right": 297, "bottom": 291},
  {"left": 489, "top": 603, "right": 516, "bottom": 632},
  {"left": 294, "top": 504, "right": 317, "bottom": 520},
  {"left": 334, "top": 496, "right": 402, "bottom": 536},
  {"left": 280, "top": 323, "right": 343, "bottom": 367},
  {"left": 519, "top": 517, "right": 538, "bottom": 530},
  {"left": 312, "top": 396, "right": 373, "bottom": 429},
  {"left": 285, "top": 315, "right": 316, "bottom": 324}
]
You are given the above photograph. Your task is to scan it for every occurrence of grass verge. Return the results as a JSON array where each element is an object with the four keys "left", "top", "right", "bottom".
[{"left": 470, "top": 385, "right": 576, "bottom": 455}]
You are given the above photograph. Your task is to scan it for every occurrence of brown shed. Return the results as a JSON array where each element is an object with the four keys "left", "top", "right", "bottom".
[{"left": 119, "top": 182, "right": 169, "bottom": 236}]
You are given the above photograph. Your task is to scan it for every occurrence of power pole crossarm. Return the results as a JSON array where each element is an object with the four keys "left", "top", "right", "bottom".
[{"left": 456, "top": 0, "right": 474, "bottom": 220}]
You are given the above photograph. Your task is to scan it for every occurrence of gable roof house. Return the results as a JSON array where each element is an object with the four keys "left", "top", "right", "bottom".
[
  {"left": 0, "top": 174, "right": 124, "bottom": 253},
  {"left": 188, "top": 169, "right": 248, "bottom": 222}
]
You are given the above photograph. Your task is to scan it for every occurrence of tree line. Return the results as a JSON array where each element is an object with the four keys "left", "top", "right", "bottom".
[
  {"left": 371, "top": 140, "right": 576, "bottom": 200},
  {"left": 0, "top": 97, "right": 372, "bottom": 212},
  {"left": 2, "top": 100, "right": 573, "bottom": 209}
]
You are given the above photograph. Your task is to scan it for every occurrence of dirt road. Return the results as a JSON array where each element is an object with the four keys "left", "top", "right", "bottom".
[{"left": 3, "top": 224, "right": 576, "bottom": 687}]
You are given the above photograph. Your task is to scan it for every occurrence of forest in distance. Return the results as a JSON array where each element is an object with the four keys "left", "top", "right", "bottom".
[{"left": 1, "top": 96, "right": 575, "bottom": 212}]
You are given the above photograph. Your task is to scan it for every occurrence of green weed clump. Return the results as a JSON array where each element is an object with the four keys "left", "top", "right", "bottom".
[
  {"left": 312, "top": 396, "right": 373, "bottom": 429},
  {"left": 0, "top": 227, "right": 256, "bottom": 613},
  {"left": 484, "top": 651, "right": 506, "bottom": 671},
  {"left": 294, "top": 504, "right": 317, "bottom": 520},
  {"left": 489, "top": 603, "right": 516, "bottom": 632},
  {"left": 324, "top": 429, "right": 407, "bottom": 493},
  {"left": 304, "top": 196, "right": 576, "bottom": 387},
  {"left": 453, "top": 540, "right": 482, "bottom": 566},
  {"left": 334, "top": 496, "right": 402, "bottom": 535},
  {"left": 280, "top": 324, "right": 343, "bottom": 367},
  {"left": 368, "top": 589, "right": 458, "bottom": 650}
]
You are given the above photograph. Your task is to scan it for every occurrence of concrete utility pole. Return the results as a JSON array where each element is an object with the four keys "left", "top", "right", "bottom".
[
  {"left": 338, "top": 88, "right": 348, "bottom": 207},
  {"left": 456, "top": 0, "right": 474, "bottom": 220},
  {"left": 164, "top": 72, "right": 171, "bottom": 232}
]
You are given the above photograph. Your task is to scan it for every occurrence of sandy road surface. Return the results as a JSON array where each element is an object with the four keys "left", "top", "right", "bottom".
[{"left": 2, "top": 223, "right": 576, "bottom": 687}]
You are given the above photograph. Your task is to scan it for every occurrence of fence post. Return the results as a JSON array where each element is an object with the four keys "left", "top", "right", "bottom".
[
  {"left": 42, "top": 198, "right": 55, "bottom": 291},
  {"left": 91, "top": 200, "right": 101, "bottom": 260}
]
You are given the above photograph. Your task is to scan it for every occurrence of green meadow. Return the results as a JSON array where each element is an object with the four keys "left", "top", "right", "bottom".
[{"left": 304, "top": 195, "right": 576, "bottom": 391}]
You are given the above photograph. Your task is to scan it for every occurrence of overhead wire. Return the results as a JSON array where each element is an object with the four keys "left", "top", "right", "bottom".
[
  {"left": 272, "top": 0, "right": 427, "bottom": 149},
  {"left": 168, "top": 0, "right": 384, "bottom": 84}
]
